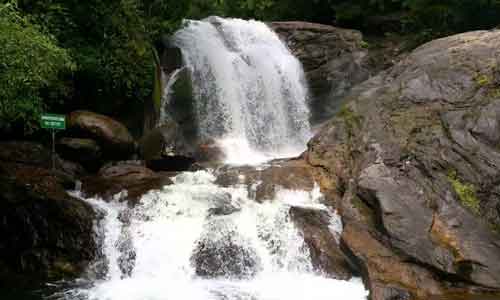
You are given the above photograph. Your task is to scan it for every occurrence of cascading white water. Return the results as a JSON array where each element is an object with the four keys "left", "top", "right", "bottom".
[
  {"left": 56, "top": 17, "right": 368, "bottom": 300},
  {"left": 159, "top": 68, "right": 184, "bottom": 125},
  {"left": 61, "top": 170, "right": 367, "bottom": 300},
  {"left": 170, "top": 17, "right": 312, "bottom": 163}
]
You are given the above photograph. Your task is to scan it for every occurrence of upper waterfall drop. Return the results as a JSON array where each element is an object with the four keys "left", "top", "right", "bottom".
[{"left": 171, "top": 17, "right": 312, "bottom": 163}]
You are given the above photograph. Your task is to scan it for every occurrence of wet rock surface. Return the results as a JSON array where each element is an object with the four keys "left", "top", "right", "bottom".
[
  {"left": 271, "top": 22, "right": 373, "bottom": 123},
  {"left": 139, "top": 122, "right": 196, "bottom": 171},
  {"left": 0, "top": 142, "right": 96, "bottom": 287},
  {"left": 290, "top": 206, "right": 353, "bottom": 280},
  {"left": 215, "top": 159, "right": 316, "bottom": 202},
  {"left": 82, "top": 161, "right": 173, "bottom": 205},
  {"left": 0, "top": 141, "right": 85, "bottom": 181},
  {"left": 57, "top": 137, "right": 102, "bottom": 171},
  {"left": 191, "top": 218, "right": 261, "bottom": 279},
  {"left": 67, "top": 110, "right": 135, "bottom": 159},
  {"left": 306, "top": 30, "right": 500, "bottom": 299}
]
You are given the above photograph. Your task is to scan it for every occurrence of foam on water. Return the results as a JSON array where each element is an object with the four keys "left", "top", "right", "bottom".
[{"left": 60, "top": 171, "right": 368, "bottom": 300}]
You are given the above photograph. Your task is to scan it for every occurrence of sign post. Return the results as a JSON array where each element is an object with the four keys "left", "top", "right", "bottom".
[{"left": 40, "top": 114, "right": 66, "bottom": 170}]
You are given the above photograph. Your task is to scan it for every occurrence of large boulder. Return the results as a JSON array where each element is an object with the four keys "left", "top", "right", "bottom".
[
  {"left": 0, "top": 145, "right": 96, "bottom": 287},
  {"left": 139, "top": 122, "right": 196, "bottom": 171},
  {"left": 271, "top": 22, "right": 373, "bottom": 123},
  {"left": 67, "top": 110, "right": 135, "bottom": 159},
  {"left": 81, "top": 161, "right": 173, "bottom": 205},
  {"left": 0, "top": 141, "right": 85, "bottom": 180},
  {"left": 56, "top": 137, "right": 102, "bottom": 171},
  {"left": 306, "top": 30, "right": 500, "bottom": 299},
  {"left": 191, "top": 218, "right": 261, "bottom": 279}
]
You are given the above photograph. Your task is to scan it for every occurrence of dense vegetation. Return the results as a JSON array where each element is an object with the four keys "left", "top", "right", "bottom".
[{"left": 1, "top": 0, "right": 499, "bottom": 134}]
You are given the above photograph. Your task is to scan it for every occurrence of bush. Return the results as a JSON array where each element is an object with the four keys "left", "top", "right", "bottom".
[{"left": 0, "top": 2, "right": 74, "bottom": 133}]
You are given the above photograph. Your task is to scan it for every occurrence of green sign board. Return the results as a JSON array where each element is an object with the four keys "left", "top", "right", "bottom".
[{"left": 41, "top": 113, "right": 66, "bottom": 130}]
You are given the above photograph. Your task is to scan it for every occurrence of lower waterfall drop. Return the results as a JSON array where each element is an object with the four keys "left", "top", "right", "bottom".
[{"left": 61, "top": 171, "right": 368, "bottom": 300}]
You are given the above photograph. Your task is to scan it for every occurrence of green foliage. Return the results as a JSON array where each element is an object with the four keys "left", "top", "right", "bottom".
[
  {"left": 188, "top": 0, "right": 333, "bottom": 22},
  {"left": 189, "top": 0, "right": 500, "bottom": 41},
  {"left": 17, "top": 0, "right": 189, "bottom": 109},
  {"left": 338, "top": 106, "right": 362, "bottom": 138},
  {"left": 0, "top": 2, "right": 74, "bottom": 133},
  {"left": 330, "top": 0, "right": 500, "bottom": 40},
  {"left": 448, "top": 171, "right": 480, "bottom": 215}
]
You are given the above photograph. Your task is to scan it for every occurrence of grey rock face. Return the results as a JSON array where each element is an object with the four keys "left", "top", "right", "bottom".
[
  {"left": 306, "top": 30, "right": 500, "bottom": 299},
  {"left": 271, "top": 22, "right": 372, "bottom": 124}
]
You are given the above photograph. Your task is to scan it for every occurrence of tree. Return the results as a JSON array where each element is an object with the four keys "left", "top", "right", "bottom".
[
  {"left": 14, "top": 0, "right": 190, "bottom": 114},
  {"left": 0, "top": 2, "right": 74, "bottom": 133}
]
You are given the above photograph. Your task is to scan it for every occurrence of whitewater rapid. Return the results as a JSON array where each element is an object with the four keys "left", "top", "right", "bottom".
[{"left": 58, "top": 171, "right": 367, "bottom": 300}]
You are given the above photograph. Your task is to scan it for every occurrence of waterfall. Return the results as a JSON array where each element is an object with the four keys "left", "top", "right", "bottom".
[
  {"left": 60, "top": 171, "right": 367, "bottom": 300},
  {"left": 168, "top": 17, "right": 312, "bottom": 163},
  {"left": 55, "top": 17, "right": 368, "bottom": 300},
  {"left": 159, "top": 68, "right": 184, "bottom": 125}
]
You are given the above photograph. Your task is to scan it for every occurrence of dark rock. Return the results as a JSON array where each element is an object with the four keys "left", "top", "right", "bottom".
[
  {"left": 191, "top": 218, "right": 261, "bottom": 279},
  {"left": 67, "top": 110, "right": 135, "bottom": 159},
  {"left": 372, "top": 285, "right": 412, "bottom": 300},
  {"left": 0, "top": 141, "right": 85, "bottom": 180},
  {"left": 57, "top": 137, "right": 102, "bottom": 171},
  {"left": 271, "top": 22, "right": 372, "bottom": 123},
  {"left": 0, "top": 162, "right": 96, "bottom": 286},
  {"left": 82, "top": 161, "right": 172, "bottom": 205},
  {"left": 98, "top": 161, "right": 154, "bottom": 179},
  {"left": 290, "top": 206, "right": 353, "bottom": 279},
  {"left": 0, "top": 140, "right": 54, "bottom": 166},
  {"left": 139, "top": 122, "right": 196, "bottom": 172},
  {"left": 160, "top": 42, "right": 184, "bottom": 74},
  {"left": 306, "top": 30, "right": 500, "bottom": 298},
  {"left": 207, "top": 192, "right": 240, "bottom": 216}
]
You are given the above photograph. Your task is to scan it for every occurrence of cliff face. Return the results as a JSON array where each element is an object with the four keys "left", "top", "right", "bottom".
[
  {"left": 305, "top": 30, "right": 500, "bottom": 299},
  {"left": 271, "top": 22, "right": 374, "bottom": 124}
]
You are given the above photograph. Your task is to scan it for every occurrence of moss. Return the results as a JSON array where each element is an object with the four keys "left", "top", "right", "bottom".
[
  {"left": 152, "top": 49, "right": 163, "bottom": 114},
  {"left": 488, "top": 88, "right": 500, "bottom": 98},
  {"left": 360, "top": 40, "right": 370, "bottom": 49},
  {"left": 475, "top": 74, "right": 491, "bottom": 87},
  {"left": 351, "top": 195, "right": 377, "bottom": 227},
  {"left": 338, "top": 106, "right": 362, "bottom": 137},
  {"left": 491, "top": 223, "right": 500, "bottom": 235},
  {"left": 448, "top": 171, "right": 480, "bottom": 215}
]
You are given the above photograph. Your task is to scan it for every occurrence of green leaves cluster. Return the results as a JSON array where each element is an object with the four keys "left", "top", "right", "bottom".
[
  {"left": 448, "top": 170, "right": 480, "bottom": 215},
  {"left": 19, "top": 0, "right": 189, "bottom": 111},
  {"left": 188, "top": 0, "right": 333, "bottom": 22},
  {"left": 0, "top": 0, "right": 190, "bottom": 134},
  {"left": 0, "top": 2, "right": 74, "bottom": 132}
]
